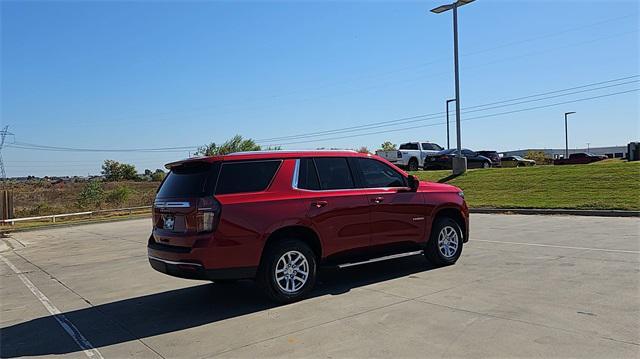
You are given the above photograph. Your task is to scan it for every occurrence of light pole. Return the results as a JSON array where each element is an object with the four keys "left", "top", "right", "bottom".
[
  {"left": 564, "top": 111, "right": 576, "bottom": 158},
  {"left": 446, "top": 99, "right": 456, "bottom": 149},
  {"left": 586, "top": 142, "right": 590, "bottom": 152},
  {"left": 431, "top": 0, "right": 475, "bottom": 175}
]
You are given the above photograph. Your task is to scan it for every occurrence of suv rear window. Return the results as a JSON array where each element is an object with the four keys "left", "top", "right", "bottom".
[
  {"left": 314, "top": 157, "right": 355, "bottom": 190},
  {"left": 399, "top": 143, "right": 419, "bottom": 150},
  {"left": 215, "top": 160, "right": 281, "bottom": 195},
  {"left": 157, "top": 162, "right": 219, "bottom": 198}
]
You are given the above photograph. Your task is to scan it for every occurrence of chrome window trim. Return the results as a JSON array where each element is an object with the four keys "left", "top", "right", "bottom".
[
  {"left": 293, "top": 186, "right": 411, "bottom": 193},
  {"left": 154, "top": 201, "right": 190, "bottom": 208},
  {"left": 292, "top": 157, "right": 410, "bottom": 193},
  {"left": 148, "top": 255, "right": 203, "bottom": 267},
  {"left": 292, "top": 159, "right": 301, "bottom": 189}
]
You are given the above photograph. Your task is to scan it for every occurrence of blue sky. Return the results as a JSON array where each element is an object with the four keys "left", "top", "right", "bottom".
[{"left": 1, "top": 0, "right": 638, "bottom": 177}]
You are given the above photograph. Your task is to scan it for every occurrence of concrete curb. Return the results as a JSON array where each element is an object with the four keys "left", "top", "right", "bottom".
[{"left": 470, "top": 208, "right": 640, "bottom": 217}]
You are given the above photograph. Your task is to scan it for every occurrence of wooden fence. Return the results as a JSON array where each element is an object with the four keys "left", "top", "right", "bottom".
[{"left": 0, "top": 190, "right": 14, "bottom": 222}]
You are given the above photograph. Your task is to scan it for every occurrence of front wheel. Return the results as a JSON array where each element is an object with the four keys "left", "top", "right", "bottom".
[
  {"left": 424, "top": 217, "right": 463, "bottom": 266},
  {"left": 408, "top": 158, "right": 419, "bottom": 171},
  {"left": 257, "top": 239, "right": 317, "bottom": 304},
  {"left": 482, "top": 161, "right": 491, "bottom": 169}
]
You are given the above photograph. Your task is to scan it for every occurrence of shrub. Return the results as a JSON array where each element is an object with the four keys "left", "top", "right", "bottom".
[
  {"left": 106, "top": 186, "right": 133, "bottom": 206},
  {"left": 151, "top": 169, "right": 166, "bottom": 182},
  {"left": 379, "top": 141, "right": 397, "bottom": 151},
  {"left": 524, "top": 150, "right": 553, "bottom": 165},
  {"left": 77, "top": 181, "right": 105, "bottom": 209}
]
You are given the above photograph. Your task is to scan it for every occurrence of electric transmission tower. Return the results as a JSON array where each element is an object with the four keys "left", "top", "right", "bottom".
[{"left": 0, "top": 126, "right": 14, "bottom": 180}]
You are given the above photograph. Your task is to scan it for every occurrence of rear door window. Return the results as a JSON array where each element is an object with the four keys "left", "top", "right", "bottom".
[
  {"left": 399, "top": 143, "right": 419, "bottom": 150},
  {"left": 314, "top": 157, "right": 355, "bottom": 190},
  {"left": 157, "top": 162, "right": 219, "bottom": 198},
  {"left": 356, "top": 158, "right": 406, "bottom": 188},
  {"left": 215, "top": 160, "right": 281, "bottom": 195}
]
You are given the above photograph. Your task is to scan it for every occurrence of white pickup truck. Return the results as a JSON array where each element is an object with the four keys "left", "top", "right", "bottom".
[{"left": 376, "top": 142, "right": 444, "bottom": 171}]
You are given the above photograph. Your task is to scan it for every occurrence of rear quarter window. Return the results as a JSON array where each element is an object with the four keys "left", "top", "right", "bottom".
[{"left": 215, "top": 160, "right": 281, "bottom": 195}]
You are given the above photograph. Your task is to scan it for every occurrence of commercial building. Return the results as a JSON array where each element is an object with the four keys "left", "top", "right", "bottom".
[{"left": 501, "top": 145, "right": 628, "bottom": 159}]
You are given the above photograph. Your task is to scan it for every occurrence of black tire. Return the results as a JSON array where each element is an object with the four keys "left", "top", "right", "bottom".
[
  {"left": 424, "top": 217, "right": 464, "bottom": 266},
  {"left": 257, "top": 239, "right": 317, "bottom": 304},
  {"left": 516, "top": 162, "right": 523, "bottom": 167},
  {"left": 482, "top": 161, "right": 491, "bottom": 169},
  {"left": 408, "top": 158, "right": 419, "bottom": 171}
]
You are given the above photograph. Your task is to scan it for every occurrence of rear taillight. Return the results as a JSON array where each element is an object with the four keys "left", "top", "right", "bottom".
[
  {"left": 397, "top": 151, "right": 402, "bottom": 158},
  {"left": 196, "top": 197, "right": 221, "bottom": 233}
]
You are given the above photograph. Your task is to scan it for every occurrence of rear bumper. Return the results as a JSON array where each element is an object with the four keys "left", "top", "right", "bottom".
[
  {"left": 148, "top": 255, "right": 257, "bottom": 281},
  {"left": 147, "top": 236, "right": 258, "bottom": 281}
]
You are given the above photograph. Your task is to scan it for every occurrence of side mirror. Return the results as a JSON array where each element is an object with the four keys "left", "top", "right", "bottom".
[{"left": 407, "top": 175, "right": 419, "bottom": 192}]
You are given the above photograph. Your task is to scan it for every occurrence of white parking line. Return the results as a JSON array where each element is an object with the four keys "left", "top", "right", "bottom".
[
  {"left": 473, "top": 239, "right": 640, "bottom": 254},
  {"left": 0, "top": 254, "right": 103, "bottom": 359}
]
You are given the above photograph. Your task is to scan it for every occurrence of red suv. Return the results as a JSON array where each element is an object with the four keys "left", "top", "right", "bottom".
[{"left": 148, "top": 151, "right": 468, "bottom": 303}]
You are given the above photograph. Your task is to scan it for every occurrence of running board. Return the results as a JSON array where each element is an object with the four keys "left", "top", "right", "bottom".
[{"left": 337, "top": 250, "right": 424, "bottom": 269}]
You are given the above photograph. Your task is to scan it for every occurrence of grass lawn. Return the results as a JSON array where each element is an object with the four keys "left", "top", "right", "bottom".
[{"left": 410, "top": 159, "right": 640, "bottom": 211}]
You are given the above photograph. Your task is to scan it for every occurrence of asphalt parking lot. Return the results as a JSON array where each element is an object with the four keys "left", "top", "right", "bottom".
[{"left": 1, "top": 214, "right": 638, "bottom": 358}]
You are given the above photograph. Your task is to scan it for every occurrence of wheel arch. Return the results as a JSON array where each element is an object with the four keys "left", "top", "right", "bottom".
[
  {"left": 262, "top": 225, "right": 323, "bottom": 262},
  {"left": 431, "top": 206, "right": 468, "bottom": 243}
]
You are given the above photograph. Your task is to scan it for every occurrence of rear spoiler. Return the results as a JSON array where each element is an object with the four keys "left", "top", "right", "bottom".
[{"left": 164, "top": 156, "right": 221, "bottom": 170}]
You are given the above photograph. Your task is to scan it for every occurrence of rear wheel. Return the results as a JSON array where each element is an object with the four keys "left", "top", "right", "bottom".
[
  {"left": 257, "top": 239, "right": 317, "bottom": 304},
  {"left": 408, "top": 158, "right": 419, "bottom": 171},
  {"left": 425, "top": 217, "right": 463, "bottom": 266},
  {"left": 482, "top": 161, "right": 491, "bottom": 169}
]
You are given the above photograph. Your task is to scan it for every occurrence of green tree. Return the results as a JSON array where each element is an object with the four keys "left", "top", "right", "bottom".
[
  {"left": 151, "top": 169, "right": 166, "bottom": 182},
  {"left": 524, "top": 150, "right": 553, "bottom": 165},
  {"left": 77, "top": 181, "right": 105, "bottom": 209},
  {"left": 195, "top": 135, "right": 262, "bottom": 156},
  {"left": 380, "top": 141, "right": 397, "bottom": 151},
  {"left": 102, "top": 160, "right": 138, "bottom": 181},
  {"left": 106, "top": 186, "right": 132, "bottom": 206}
]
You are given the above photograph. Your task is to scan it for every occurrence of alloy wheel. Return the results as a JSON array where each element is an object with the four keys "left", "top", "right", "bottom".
[
  {"left": 437, "top": 226, "right": 459, "bottom": 258},
  {"left": 274, "top": 250, "right": 309, "bottom": 293}
]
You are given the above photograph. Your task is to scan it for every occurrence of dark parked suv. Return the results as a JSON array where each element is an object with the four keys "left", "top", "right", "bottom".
[{"left": 148, "top": 150, "right": 469, "bottom": 303}]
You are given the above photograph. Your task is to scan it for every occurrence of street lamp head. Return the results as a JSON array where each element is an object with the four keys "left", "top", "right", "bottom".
[
  {"left": 446, "top": 98, "right": 456, "bottom": 104},
  {"left": 430, "top": 0, "right": 475, "bottom": 13},
  {"left": 565, "top": 111, "right": 576, "bottom": 115},
  {"left": 430, "top": 4, "right": 453, "bottom": 13}
]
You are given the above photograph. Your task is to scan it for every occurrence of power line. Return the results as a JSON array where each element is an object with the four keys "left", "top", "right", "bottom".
[
  {"left": 7, "top": 78, "right": 638, "bottom": 153},
  {"left": 261, "top": 88, "right": 639, "bottom": 146},
  {"left": 7, "top": 142, "right": 197, "bottom": 153},
  {"left": 254, "top": 75, "right": 639, "bottom": 143}
]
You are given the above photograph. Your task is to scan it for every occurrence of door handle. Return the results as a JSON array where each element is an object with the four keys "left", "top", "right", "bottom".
[
  {"left": 312, "top": 201, "right": 328, "bottom": 208},
  {"left": 372, "top": 196, "right": 384, "bottom": 204}
]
